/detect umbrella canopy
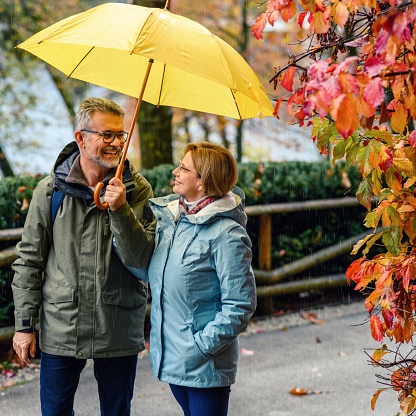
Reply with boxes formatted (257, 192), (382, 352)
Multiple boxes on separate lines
(17, 2), (274, 209)
(16, 2), (273, 120)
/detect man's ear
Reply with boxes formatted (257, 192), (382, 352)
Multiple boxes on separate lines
(74, 131), (84, 148)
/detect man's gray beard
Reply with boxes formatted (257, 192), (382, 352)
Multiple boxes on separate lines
(89, 154), (120, 169)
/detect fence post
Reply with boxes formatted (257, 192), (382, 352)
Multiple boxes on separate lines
(256, 213), (273, 315)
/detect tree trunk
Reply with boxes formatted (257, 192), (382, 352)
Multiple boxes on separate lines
(134, 0), (173, 168)
(138, 101), (173, 169)
(0, 143), (14, 177)
(235, 0), (249, 163)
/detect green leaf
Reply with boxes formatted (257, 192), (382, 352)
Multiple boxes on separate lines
(364, 210), (382, 229)
(333, 138), (348, 164)
(386, 205), (401, 227)
(311, 118), (340, 152)
(362, 231), (384, 256)
(382, 227), (402, 255)
(363, 130), (394, 145)
(356, 177), (373, 210)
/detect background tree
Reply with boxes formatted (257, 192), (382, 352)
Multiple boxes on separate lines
(134, 0), (173, 169)
(0, 0), (95, 177)
(173, 0), (289, 161)
(253, 0), (416, 414)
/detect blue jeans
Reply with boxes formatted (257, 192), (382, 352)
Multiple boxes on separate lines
(169, 384), (231, 416)
(40, 352), (138, 416)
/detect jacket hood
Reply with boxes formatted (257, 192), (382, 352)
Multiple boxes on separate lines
(149, 186), (247, 227)
(52, 141), (135, 204)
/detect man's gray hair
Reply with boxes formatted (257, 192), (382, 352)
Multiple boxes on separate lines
(75, 97), (125, 131)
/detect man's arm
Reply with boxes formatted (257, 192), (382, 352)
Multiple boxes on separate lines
(11, 178), (52, 361)
(109, 173), (156, 271)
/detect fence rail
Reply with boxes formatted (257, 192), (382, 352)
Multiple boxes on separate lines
(0, 197), (364, 312)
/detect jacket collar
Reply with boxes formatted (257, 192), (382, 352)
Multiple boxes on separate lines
(150, 186), (247, 226)
(52, 141), (135, 203)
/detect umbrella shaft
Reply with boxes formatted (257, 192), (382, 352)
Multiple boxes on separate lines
(115, 58), (154, 179)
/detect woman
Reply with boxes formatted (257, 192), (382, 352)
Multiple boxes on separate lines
(119, 142), (256, 416)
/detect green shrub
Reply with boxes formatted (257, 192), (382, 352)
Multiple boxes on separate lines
(0, 175), (45, 229)
(0, 160), (365, 326)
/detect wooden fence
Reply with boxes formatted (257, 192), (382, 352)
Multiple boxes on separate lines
(0, 197), (364, 315)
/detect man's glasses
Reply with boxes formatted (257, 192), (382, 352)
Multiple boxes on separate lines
(81, 129), (128, 144)
(178, 159), (199, 175)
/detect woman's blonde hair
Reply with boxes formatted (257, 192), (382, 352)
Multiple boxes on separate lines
(185, 142), (238, 198)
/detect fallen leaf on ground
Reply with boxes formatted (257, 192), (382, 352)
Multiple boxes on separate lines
(300, 311), (326, 325)
(289, 387), (324, 396)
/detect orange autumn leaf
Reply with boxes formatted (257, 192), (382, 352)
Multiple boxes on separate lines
(252, 13), (268, 40)
(273, 97), (283, 117)
(332, 0), (349, 28)
(371, 345), (389, 363)
(280, 0), (298, 22)
(390, 102), (408, 134)
(371, 388), (384, 411)
(334, 94), (359, 138)
(311, 7), (331, 34)
(289, 387), (308, 395)
(281, 67), (297, 92)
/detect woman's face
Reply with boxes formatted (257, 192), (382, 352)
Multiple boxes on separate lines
(172, 152), (205, 202)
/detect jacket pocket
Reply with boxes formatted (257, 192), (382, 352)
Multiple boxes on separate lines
(102, 284), (147, 308)
(42, 285), (74, 303)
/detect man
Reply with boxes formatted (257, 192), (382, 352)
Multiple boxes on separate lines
(12, 97), (155, 416)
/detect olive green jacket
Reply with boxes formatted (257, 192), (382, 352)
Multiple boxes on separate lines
(12, 142), (155, 358)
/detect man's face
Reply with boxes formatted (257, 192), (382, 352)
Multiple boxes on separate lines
(82, 112), (125, 169)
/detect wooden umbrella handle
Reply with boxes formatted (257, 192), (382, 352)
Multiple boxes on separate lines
(94, 59), (154, 210)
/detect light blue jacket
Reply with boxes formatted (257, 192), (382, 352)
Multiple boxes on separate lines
(145, 187), (256, 387)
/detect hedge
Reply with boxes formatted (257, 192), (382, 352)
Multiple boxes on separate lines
(0, 160), (364, 325)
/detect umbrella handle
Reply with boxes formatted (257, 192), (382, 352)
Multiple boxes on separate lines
(93, 58), (154, 210)
(93, 163), (124, 210)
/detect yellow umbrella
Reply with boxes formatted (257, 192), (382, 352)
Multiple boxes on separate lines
(17, 1), (274, 209)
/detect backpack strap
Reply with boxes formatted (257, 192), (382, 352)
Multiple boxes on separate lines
(51, 189), (65, 224)
(51, 180), (132, 224)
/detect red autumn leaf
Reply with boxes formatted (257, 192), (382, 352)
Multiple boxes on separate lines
(294, 108), (306, 126)
(382, 308), (394, 330)
(346, 257), (366, 284)
(345, 34), (370, 48)
(363, 78), (384, 111)
(333, 56), (359, 75)
(252, 13), (268, 40)
(409, 130), (416, 147)
(273, 97), (283, 117)
(281, 66), (297, 92)
(370, 315), (384, 342)
(334, 94), (359, 138)
(322, 76), (341, 98)
(363, 56), (387, 77)
(391, 12), (411, 42)
(375, 29), (389, 55)
(298, 11), (308, 28)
